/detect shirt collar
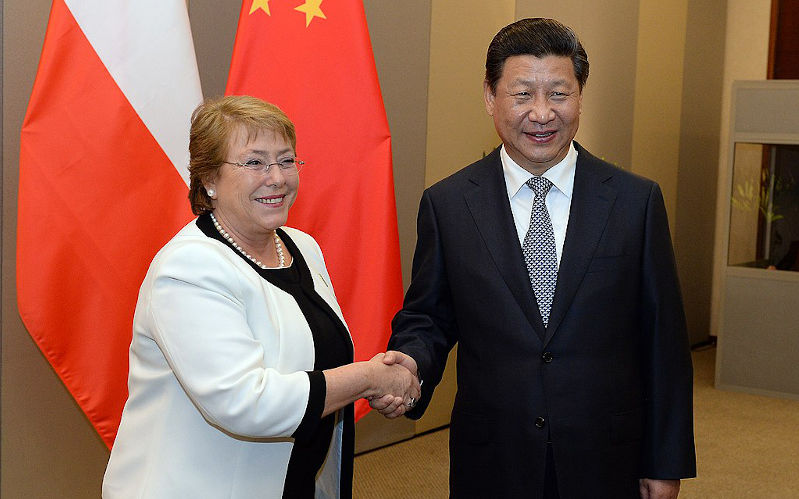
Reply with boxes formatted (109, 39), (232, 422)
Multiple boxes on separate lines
(501, 142), (577, 199)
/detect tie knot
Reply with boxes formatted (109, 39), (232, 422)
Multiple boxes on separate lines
(527, 176), (553, 197)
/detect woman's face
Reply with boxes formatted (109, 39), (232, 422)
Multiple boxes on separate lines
(206, 125), (298, 244)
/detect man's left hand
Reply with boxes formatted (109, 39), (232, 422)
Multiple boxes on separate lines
(639, 478), (680, 499)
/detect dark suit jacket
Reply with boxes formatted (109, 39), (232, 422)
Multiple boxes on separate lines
(388, 143), (696, 498)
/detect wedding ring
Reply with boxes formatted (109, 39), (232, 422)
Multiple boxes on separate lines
(407, 396), (416, 408)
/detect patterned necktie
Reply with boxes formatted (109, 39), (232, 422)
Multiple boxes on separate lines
(523, 176), (557, 327)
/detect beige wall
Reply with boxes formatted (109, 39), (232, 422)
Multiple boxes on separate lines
(630, 0), (688, 222)
(364, 1), (432, 287)
(674, 0), (727, 346)
(717, 0), (772, 188)
(424, 0), (514, 186)
(710, 0), (771, 337)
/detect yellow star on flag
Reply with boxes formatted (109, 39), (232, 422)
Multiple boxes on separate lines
(294, 0), (326, 27)
(249, 0), (271, 15)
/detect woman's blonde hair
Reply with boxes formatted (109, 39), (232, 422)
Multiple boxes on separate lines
(187, 95), (297, 215)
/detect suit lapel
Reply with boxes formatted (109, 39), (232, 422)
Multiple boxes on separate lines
(463, 148), (548, 341)
(544, 145), (617, 345)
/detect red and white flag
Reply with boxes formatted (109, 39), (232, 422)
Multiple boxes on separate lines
(226, 0), (404, 419)
(18, 0), (202, 448)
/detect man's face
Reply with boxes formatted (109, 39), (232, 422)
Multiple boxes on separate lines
(484, 54), (582, 175)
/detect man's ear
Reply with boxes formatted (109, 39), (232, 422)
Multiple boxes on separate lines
(483, 80), (496, 116)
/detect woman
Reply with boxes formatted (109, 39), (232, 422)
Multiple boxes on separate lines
(103, 95), (418, 498)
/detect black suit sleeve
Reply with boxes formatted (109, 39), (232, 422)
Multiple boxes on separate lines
(388, 189), (459, 419)
(639, 183), (697, 478)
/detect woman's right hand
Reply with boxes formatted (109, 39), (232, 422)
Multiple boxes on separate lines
(321, 353), (420, 418)
(366, 353), (420, 418)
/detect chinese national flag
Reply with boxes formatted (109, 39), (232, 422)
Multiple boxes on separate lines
(17, 0), (202, 447)
(226, 0), (403, 419)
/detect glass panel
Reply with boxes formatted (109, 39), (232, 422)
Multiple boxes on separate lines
(729, 143), (799, 271)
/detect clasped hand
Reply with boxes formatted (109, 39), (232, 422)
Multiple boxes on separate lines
(367, 351), (419, 419)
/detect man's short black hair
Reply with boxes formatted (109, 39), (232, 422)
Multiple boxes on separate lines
(485, 18), (589, 93)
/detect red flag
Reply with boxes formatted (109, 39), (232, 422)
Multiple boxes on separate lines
(226, 0), (404, 419)
(17, 0), (202, 447)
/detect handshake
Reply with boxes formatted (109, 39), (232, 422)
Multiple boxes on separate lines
(366, 351), (421, 419)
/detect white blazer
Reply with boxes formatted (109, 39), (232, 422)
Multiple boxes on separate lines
(103, 220), (351, 498)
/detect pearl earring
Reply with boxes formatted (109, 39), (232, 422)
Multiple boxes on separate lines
(206, 188), (216, 198)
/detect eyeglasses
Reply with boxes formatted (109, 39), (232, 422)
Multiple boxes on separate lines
(223, 157), (304, 175)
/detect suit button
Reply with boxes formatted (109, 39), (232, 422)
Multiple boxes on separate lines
(535, 417), (546, 428)
(542, 352), (553, 363)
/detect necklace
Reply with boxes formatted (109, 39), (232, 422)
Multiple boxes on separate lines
(209, 212), (285, 269)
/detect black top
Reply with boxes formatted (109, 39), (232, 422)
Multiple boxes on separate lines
(196, 214), (353, 498)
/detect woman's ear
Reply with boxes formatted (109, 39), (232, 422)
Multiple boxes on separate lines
(204, 178), (217, 199)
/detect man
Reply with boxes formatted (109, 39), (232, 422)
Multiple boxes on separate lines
(371, 18), (696, 499)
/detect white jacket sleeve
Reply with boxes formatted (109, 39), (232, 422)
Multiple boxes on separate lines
(141, 240), (311, 438)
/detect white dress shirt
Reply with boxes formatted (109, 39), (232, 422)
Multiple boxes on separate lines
(501, 142), (577, 267)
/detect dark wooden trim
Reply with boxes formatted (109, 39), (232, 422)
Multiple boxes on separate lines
(769, 0), (799, 79)
(767, 0), (779, 78)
